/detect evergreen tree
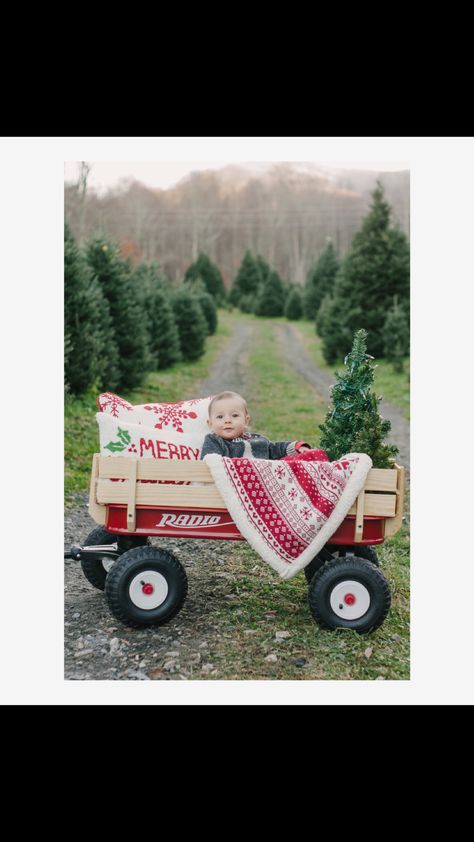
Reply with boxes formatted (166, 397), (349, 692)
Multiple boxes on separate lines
(184, 252), (227, 304)
(86, 238), (151, 390)
(318, 329), (398, 468)
(319, 182), (410, 360)
(284, 285), (303, 320)
(133, 263), (181, 369)
(383, 295), (409, 372)
(195, 288), (218, 335)
(230, 250), (261, 309)
(255, 254), (271, 285)
(304, 241), (340, 320)
(64, 225), (119, 395)
(172, 288), (208, 361)
(317, 288), (355, 365)
(184, 277), (218, 335)
(255, 270), (286, 317)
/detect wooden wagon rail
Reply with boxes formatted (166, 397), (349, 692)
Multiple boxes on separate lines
(89, 455), (405, 541)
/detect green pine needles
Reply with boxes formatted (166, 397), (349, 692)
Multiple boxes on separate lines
(319, 329), (399, 467)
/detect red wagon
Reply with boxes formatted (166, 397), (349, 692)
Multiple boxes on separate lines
(65, 455), (405, 634)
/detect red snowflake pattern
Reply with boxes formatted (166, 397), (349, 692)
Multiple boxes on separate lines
(143, 402), (198, 433)
(98, 392), (134, 417)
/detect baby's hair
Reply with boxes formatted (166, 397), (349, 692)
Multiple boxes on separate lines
(208, 391), (249, 416)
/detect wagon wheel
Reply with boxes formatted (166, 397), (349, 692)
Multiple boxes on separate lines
(80, 526), (149, 591)
(104, 546), (188, 628)
(308, 556), (391, 634)
(304, 545), (380, 585)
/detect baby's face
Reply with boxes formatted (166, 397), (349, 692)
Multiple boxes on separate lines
(208, 397), (249, 440)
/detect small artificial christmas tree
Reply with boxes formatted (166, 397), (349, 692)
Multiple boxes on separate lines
(318, 329), (399, 468)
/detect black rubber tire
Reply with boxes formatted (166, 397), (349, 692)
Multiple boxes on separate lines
(308, 556), (391, 634)
(104, 546), (188, 628)
(80, 526), (149, 591)
(304, 545), (380, 585)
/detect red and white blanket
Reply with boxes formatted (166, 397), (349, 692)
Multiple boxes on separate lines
(203, 450), (372, 579)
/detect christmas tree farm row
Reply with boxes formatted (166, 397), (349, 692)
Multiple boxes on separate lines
(229, 182), (410, 370)
(64, 227), (219, 397)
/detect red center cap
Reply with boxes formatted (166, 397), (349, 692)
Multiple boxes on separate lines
(344, 593), (356, 605)
(142, 583), (154, 595)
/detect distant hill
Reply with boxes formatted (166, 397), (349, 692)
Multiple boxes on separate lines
(65, 162), (409, 286)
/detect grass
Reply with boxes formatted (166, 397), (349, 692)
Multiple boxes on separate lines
(64, 309), (410, 680)
(244, 316), (328, 444)
(290, 319), (410, 419)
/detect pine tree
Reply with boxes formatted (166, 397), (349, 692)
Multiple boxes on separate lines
(319, 182), (410, 361)
(64, 225), (119, 395)
(230, 251), (261, 309)
(86, 238), (151, 390)
(318, 329), (398, 468)
(133, 263), (181, 369)
(184, 252), (227, 304)
(284, 286), (303, 320)
(255, 254), (271, 285)
(184, 277), (218, 335)
(195, 288), (218, 335)
(383, 295), (409, 372)
(172, 288), (208, 361)
(304, 241), (340, 320)
(254, 270), (286, 317)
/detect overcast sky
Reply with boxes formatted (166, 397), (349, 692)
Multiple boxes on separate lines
(64, 160), (408, 193)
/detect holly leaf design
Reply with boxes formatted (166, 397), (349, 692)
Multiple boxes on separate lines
(104, 427), (132, 452)
(117, 427), (132, 445)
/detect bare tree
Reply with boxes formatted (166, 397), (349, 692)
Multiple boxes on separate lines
(78, 162), (92, 246)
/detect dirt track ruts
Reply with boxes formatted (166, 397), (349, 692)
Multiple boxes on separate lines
(275, 323), (410, 468)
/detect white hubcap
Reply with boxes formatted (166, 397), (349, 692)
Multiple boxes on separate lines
(330, 580), (370, 620)
(129, 570), (169, 610)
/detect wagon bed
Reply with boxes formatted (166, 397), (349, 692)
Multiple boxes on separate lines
(88, 455), (405, 547)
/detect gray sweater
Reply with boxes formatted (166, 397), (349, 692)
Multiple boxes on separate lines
(200, 432), (310, 460)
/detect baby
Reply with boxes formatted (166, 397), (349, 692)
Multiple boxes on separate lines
(200, 391), (312, 460)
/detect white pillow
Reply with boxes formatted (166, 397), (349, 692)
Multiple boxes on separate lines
(97, 392), (212, 438)
(96, 412), (206, 461)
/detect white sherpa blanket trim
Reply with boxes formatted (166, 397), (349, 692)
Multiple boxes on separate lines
(204, 452), (373, 580)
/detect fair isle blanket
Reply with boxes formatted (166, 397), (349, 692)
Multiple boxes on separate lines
(203, 450), (372, 579)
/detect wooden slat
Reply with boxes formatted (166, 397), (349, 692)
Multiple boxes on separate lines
(354, 490), (365, 542)
(348, 493), (396, 518)
(384, 465), (406, 537)
(98, 456), (213, 482)
(364, 468), (398, 492)
(97, 479), (226, 508)
(97, 479), (395, 517)
(88, 454), (106, 525)
(126, 460), (138, 531)
(97, 456), (397, 489)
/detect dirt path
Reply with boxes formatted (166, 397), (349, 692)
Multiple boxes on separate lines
(275, 323), (410, 468)
(186, 321), (256, 399)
